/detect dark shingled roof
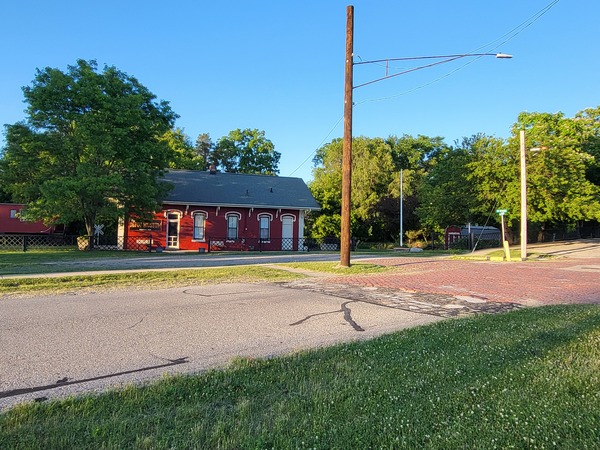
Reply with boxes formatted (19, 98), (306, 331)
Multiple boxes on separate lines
(162, 170), (320, 210)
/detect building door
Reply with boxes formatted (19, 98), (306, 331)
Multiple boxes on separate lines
(281, 216), (294, 250)
(166, 213), (179, 249)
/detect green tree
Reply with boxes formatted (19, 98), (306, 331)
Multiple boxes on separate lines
(194, 133), (213, 171)
(309, 135), (443, 242)
(509, 111), (600, 226)
(387, 134), (448, 234)
(211, 128), (280, 175)
(386, 134), (446, 172)
(308, 139), (344, 238)
(0, 188), (11, 203)
(161, 128), (205, 170)
(416, 135), (488, 230)
(0, 59), (177, 242)
(463, 112), (600, 234)
(310, 136), (406, 241)
(575, 106), (600, 186)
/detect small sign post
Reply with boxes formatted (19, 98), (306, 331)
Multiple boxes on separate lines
(93, 224), (104, 246)
(496, 210), (511, 261)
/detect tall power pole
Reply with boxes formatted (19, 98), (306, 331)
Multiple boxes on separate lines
(400, 169), (404, 247)
(340, 5), (354, 267)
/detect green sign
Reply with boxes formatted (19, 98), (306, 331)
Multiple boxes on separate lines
(496, 209), (508, 215)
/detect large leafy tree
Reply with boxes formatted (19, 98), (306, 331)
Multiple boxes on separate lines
(387, 134), (448, 233)
(211, 128), (280, 175)
(0, 59), (177, 239)
(416, 135), (490, 230)
(161, 128), (205, 170)
(465, 112), (600, 232)
(509, 111), (600, 225)
(307, 138), (344, 238)
(309, 135), (434, 241)
(575, 106), (600, 186)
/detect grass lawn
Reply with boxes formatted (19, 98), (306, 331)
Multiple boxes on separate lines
(0, 248), (205, 275)
(0, 266), (306, 296)
(0, 248), (455, 276)
(279, 261), (398, 275)
(0, 262), (393, 296)
(1, 305), (599, 449)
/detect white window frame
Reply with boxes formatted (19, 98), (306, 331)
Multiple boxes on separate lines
(226, 212), (241, 240)
(192, 211), (208, 241)
(258, 213), (272, 241)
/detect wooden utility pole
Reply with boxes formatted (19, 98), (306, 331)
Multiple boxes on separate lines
(340, 5), (354, 267)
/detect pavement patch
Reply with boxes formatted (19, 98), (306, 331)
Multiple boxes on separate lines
(277, 280), (521, 318)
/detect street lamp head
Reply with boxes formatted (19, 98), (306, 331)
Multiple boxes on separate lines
(495, 53), (513, 59)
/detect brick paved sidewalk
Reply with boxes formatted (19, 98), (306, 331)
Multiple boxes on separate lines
(323, 257), (600, 306)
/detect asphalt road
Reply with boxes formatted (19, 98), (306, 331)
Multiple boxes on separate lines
(1, 239), (597, 410)
(0, 281), (440, 410)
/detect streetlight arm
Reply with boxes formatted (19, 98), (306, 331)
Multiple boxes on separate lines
(354, 53), (512, 65)
(353, 53), (512, 89)
(354, 55), (464, 89)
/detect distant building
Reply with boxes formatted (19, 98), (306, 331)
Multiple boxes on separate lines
(444, 224), (501, 250)
(0, 203), (55, 234)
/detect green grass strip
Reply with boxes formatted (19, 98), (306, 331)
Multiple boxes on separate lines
(2, 305), (599, 449)
(279, 261), (395, 274)
(0, 266), (302, 296)
(0, 249), (189, 275)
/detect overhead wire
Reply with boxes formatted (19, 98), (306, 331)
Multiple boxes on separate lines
(355, 0), (560, 105)
(285, 115), (343, 178)
(283, 0), (560, 178)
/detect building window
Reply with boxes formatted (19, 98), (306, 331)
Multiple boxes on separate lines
(227, 215), (239, 240)
(9, 209), (18, 219)
(193, 213), (206, 240)
(259, 215), (270, 240)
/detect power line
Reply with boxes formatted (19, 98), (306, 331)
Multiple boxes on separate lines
(285, 115), (343, 178)
(355, 0), (560, 105)
(283, 0), (561, 179)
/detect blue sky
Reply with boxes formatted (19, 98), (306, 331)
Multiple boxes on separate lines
(1, 1), (598, 182)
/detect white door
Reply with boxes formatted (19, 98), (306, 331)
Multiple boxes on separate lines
(281, 216), (294, 250)
(166, 213), (179, 249)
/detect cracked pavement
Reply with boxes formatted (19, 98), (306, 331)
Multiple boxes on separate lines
(2, 243), (597, 410)
(1, 281), (442, 410)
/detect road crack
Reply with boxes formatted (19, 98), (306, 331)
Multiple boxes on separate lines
(290, 300), (364, 331)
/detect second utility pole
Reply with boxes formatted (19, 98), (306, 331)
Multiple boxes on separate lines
(340, 5), (354, 267)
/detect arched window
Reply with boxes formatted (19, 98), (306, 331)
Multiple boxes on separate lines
(192, 211), (207, 241)
(258, 213), (273, 240)
(226, 212), (241, 240)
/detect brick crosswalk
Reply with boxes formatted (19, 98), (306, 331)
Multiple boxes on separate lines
(323, 257), (600, 306)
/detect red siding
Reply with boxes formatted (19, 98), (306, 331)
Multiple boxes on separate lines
(0, 204), (54, 234)
(125, 205), (300, 251)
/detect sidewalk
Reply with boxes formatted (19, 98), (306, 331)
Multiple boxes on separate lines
(520, 239), (600, 259)
(470, 238), (600, 260)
